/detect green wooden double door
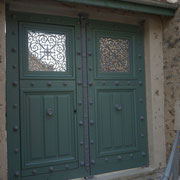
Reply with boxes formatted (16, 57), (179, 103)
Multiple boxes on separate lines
(7, 12), (148, 180)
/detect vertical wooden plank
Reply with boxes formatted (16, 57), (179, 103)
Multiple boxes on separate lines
(136, 27), (148, 164)
(99, 93), (112, 151)
(122, 92), (133, 147)
(44, 95), (58, 158)
(6, 13), (21, 179)
(74, 21), (87, 175)
(112, 92), (123, 148)
(58, 94), (72, 157)
(29, 95), (44, 160)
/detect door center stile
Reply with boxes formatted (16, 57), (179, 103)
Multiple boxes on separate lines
(79, 13), (90, 171)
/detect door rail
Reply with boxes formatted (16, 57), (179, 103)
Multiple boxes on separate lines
(162, 130), (180, 180)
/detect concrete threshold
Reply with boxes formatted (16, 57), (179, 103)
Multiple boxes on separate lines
(71, 167), (158, 180)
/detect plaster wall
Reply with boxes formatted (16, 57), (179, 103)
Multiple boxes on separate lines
(144, 17), (166, 169)
(0, 0), (7, 180)
(162, 1), (180, 157)
(0, 0), (168, 179)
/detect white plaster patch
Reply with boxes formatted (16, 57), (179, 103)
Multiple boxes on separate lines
(167, 0), (178, 3)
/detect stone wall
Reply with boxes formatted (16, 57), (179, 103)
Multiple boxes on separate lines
(0, 0), (7, 180)
(162, 1), (180, 158)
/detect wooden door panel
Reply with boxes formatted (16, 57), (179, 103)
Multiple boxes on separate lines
(87, 20), (148, 175)
(19, 22), (75, 79)
(7, 12), (148, 180)
(6, 12), (88, 180)
(93, 29), (136, 79)
(21, 91), (77, 170)
(96, 89), (137, 157)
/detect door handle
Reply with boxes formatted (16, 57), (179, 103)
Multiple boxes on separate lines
(47, 108), (53, 116)
(115, 104), (122, 111)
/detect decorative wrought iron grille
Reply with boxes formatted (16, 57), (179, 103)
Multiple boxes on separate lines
(99, 37), (130, 72)
(28, 31), (67, 72)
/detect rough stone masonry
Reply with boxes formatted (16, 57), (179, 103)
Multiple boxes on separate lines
(0, 0), (7, 180)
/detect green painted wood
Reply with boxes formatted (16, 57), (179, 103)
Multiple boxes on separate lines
(44, 95), (58, 157)
(21, 91), (77, 170)
(19, 22), (75, 79)
(57, 0), (176, 16)
(58, 94), (74, 157)
(7, 11), (148, 180)
(87, 19), (148, 175)
(6, 11), (88, 180)
(97, 90), (136, 155)
(28, 95), (44, 160)
(6, 13), (21, 180)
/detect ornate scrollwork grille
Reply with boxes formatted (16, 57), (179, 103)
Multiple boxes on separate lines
(28, 30), (67, 72)
(99, 37), (130, 72)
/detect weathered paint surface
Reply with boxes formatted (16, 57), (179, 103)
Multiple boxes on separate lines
(0, 0), (7, 180)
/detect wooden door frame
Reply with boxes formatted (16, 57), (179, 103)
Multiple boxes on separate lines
(6, 10), (148, 180)
(6, 11), (89, 180)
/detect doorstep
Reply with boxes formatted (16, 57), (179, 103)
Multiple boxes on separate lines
(71, 167), (163, 180)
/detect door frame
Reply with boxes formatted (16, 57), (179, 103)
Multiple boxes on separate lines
(86, 19), (148, 175)
(6, 10), (148, 180)
(6, 11), (90, 180)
